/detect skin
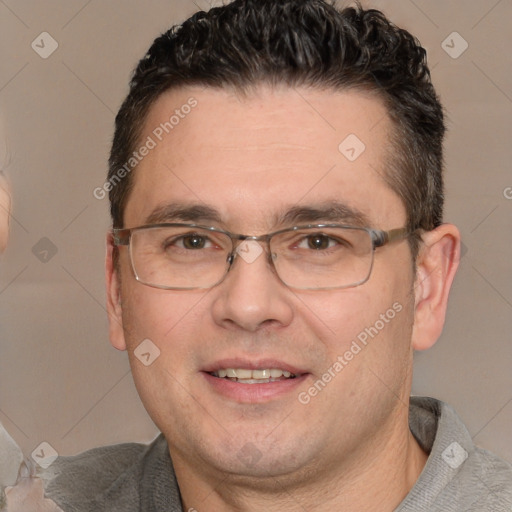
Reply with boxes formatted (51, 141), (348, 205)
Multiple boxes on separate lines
(0, 173), (10, 253)
(106, 85), (460, 511)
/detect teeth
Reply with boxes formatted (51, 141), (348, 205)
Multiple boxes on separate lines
(212, 368), (297, 381)
(228, 368), (252, 379)
(252, 369), (270, 379)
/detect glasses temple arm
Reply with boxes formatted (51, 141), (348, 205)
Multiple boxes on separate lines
(112, 229), (131, 246)
(372, 227), (411, 248)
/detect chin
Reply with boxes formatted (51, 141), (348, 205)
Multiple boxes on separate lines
(195, 428), (319, 482)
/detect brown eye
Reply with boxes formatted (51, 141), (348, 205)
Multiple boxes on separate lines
(306, 234), (331, 250)
(182, 234), (207, 249)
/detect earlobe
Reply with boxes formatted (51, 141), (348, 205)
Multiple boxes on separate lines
(105, 232), (127, 351)
(411, 224), (460, 351)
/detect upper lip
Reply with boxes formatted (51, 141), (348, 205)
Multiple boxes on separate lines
(202, 358), (308, 375)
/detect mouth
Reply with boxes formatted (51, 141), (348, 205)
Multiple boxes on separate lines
(202, 360), (308, 403)
(209, 368), (298, 384)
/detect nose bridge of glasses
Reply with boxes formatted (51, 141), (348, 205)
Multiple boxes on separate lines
(229, 232), (271, 250)
(228, 233), (276, 269)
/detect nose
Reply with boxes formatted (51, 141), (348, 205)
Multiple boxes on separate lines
(210, 241), (294, 332)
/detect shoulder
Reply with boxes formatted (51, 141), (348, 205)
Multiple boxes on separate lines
(40, 435), (173, 512)
(403, 397), (512, 511)
(428, 445), (512, 511)
(452, 445), (512, 510)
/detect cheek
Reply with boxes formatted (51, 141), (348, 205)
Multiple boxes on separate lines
(119, 258), (209, 346)
(297, 288), (407, 343)
(119, 277), (215, 379)
(119, 283), (211, 425)
(294, 260), (415, 382)
(302, 288), (415, 410)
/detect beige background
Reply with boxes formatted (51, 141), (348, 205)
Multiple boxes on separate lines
(0, 0), (511, 463)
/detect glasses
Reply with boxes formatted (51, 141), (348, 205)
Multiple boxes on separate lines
(113, 223), (410, 291)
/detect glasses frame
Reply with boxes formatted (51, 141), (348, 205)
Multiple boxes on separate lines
(113, 223), (410, 291)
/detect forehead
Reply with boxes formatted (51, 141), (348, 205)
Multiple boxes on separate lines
(124, 85), (405, 230)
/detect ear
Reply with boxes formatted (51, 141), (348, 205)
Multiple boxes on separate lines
(106, 232), (127, 351)
(411, 223), (460, 351)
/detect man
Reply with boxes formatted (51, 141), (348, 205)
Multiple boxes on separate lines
(38, 0), (511, 510)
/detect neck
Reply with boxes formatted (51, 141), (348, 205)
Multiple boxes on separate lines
(171, 407), (428, 512)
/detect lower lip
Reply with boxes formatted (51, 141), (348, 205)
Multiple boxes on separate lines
(202, 372), (309, 403)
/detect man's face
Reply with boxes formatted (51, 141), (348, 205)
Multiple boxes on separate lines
(110, 86), (417, 482)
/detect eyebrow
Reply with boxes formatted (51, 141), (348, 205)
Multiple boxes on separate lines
(143, 200), (371, 229)
(277, 202), (371, 228)
(144, 203), (223, 225)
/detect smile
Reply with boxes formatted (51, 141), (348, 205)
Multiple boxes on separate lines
(202, 359), (308, 402)
(210, 368), (297, 383)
